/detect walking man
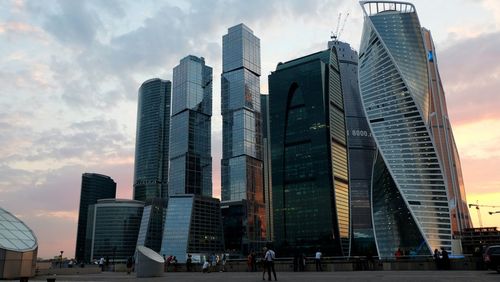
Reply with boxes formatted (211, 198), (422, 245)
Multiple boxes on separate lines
(264, 246), (277, 281)
(315, 249), (322, 271)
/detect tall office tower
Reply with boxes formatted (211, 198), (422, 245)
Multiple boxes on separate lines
(328, 40), (377, 256)
(169, 55), (213, 196)
(268, 48), (350, 256)
(134, 78), (171, 201)
(422, 29), (472, 235)
(160, 194), (224, 262)
(85, 199), (144, 263)
(261, 94), (273, 241)
(75, 173), (116, 262)
(358, 1), (453, 257)
(221, 23), (266, 252)
(136, 198), (167, 252)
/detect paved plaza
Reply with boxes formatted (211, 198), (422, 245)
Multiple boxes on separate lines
(26, 271), (499, 282)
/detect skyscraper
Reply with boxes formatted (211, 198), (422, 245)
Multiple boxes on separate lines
(221, 23), (266, 252)
(422, 28), (472, 234)
(358, 1), (453, 257)
(134, 78), (171, 201)
(169, 55), (212, 196)
(328, 40), (377, 255)
(75, 173), (116, 262)
(268, 48), (350, 256)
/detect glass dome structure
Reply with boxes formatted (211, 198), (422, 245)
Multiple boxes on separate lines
(0, 208), (37, 251)
(0, 207), (38, 279)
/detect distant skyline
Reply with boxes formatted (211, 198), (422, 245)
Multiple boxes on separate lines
(1, 0), (500, 258)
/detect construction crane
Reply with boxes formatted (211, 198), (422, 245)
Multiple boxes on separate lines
(489, 211), (500, 215)
(469, 202), (500, 227)
(331, 12), (350, 41)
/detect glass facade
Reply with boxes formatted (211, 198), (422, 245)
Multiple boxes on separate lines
(359, 1), (452, 257)
(328, 40), (377, 256)
(422, 29), (472, 235)
(75, 173), (116, 262)
(134, 78), (171, 201)
(268, 49), (349, 256)
(169, 56), (212, 196)
(0, 207), (37, 279)
(136, 198), (167, 253)
(86, 199), (144, 263)
(261, 94), (273, 241)
(221, 24), (266, 252)
(160, 195), (224, 262)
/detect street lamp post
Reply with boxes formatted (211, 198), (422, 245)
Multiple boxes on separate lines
(60, 250), (64, 268)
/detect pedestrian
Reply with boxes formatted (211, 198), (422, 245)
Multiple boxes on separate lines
(126, 256), (133, 274)
(251, 250), (257, 272)
(433, 248), (441, 270)
(202, 260), (210, 273)
(315, 249), (322, 271)
(99, 257), (104, 271)
(262, 247), (268, 280)
(264, 245), (277, 281)
(247, 251), (253, 272)
(300, 253), (306, 271)
(221, 253), (227, 272)
(172, 256), (178, 272)
(394, 248), (402, 259)
(165, 255), (173, 272)
(441, 247), (450, 270)
(186, 254), (193, 272)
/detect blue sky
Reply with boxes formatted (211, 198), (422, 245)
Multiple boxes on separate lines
(1, 0), (500, 258)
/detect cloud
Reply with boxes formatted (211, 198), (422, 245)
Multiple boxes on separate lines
(438, 31), (500, 125)
(41, 0), (102, 47)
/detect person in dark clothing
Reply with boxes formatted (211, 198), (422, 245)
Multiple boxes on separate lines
(186, 254), (193, 272)
(441, 248), (450, 270)
(433, 249), (441, 270)
(251, 250), (257, 272)
(126, 256), (133, 274)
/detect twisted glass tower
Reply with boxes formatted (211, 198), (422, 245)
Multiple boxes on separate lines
(169, 55), (212, 196)
(359, 1), (452, 257)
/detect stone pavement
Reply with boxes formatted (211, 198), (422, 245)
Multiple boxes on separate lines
(26, 270), (499, 282)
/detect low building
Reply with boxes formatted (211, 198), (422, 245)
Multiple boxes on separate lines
(160, 195), (224, 262)
(85, 199), (144, 263)
(0, 207), (38, 279)
(460, 227), (500, 254)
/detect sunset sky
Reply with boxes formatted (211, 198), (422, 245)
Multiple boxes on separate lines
(1, 0), (499, 259)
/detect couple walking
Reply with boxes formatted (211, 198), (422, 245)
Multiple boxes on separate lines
(262, 246), (277, 281)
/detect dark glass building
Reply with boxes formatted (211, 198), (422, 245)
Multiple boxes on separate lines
(169, 55), (212, 196)
(328, 40), (377, 256)
(85, 199), (144, 263)
(75, 173), (116, 262)
(136, 198), (167, 253)
(134, 78), (171, 201)
(261, 94), (273, 241)
(359, 1), (452, 258)
(268, 48), (350, 256)
(221, 23), (266, 253)
(160, 194), (224, 262)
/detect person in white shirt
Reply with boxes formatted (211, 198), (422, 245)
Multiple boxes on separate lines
(264, 247), (277, 281)
(315, 249), (322, 271)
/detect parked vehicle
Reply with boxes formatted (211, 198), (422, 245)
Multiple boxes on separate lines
(483, 245), (500, 273)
